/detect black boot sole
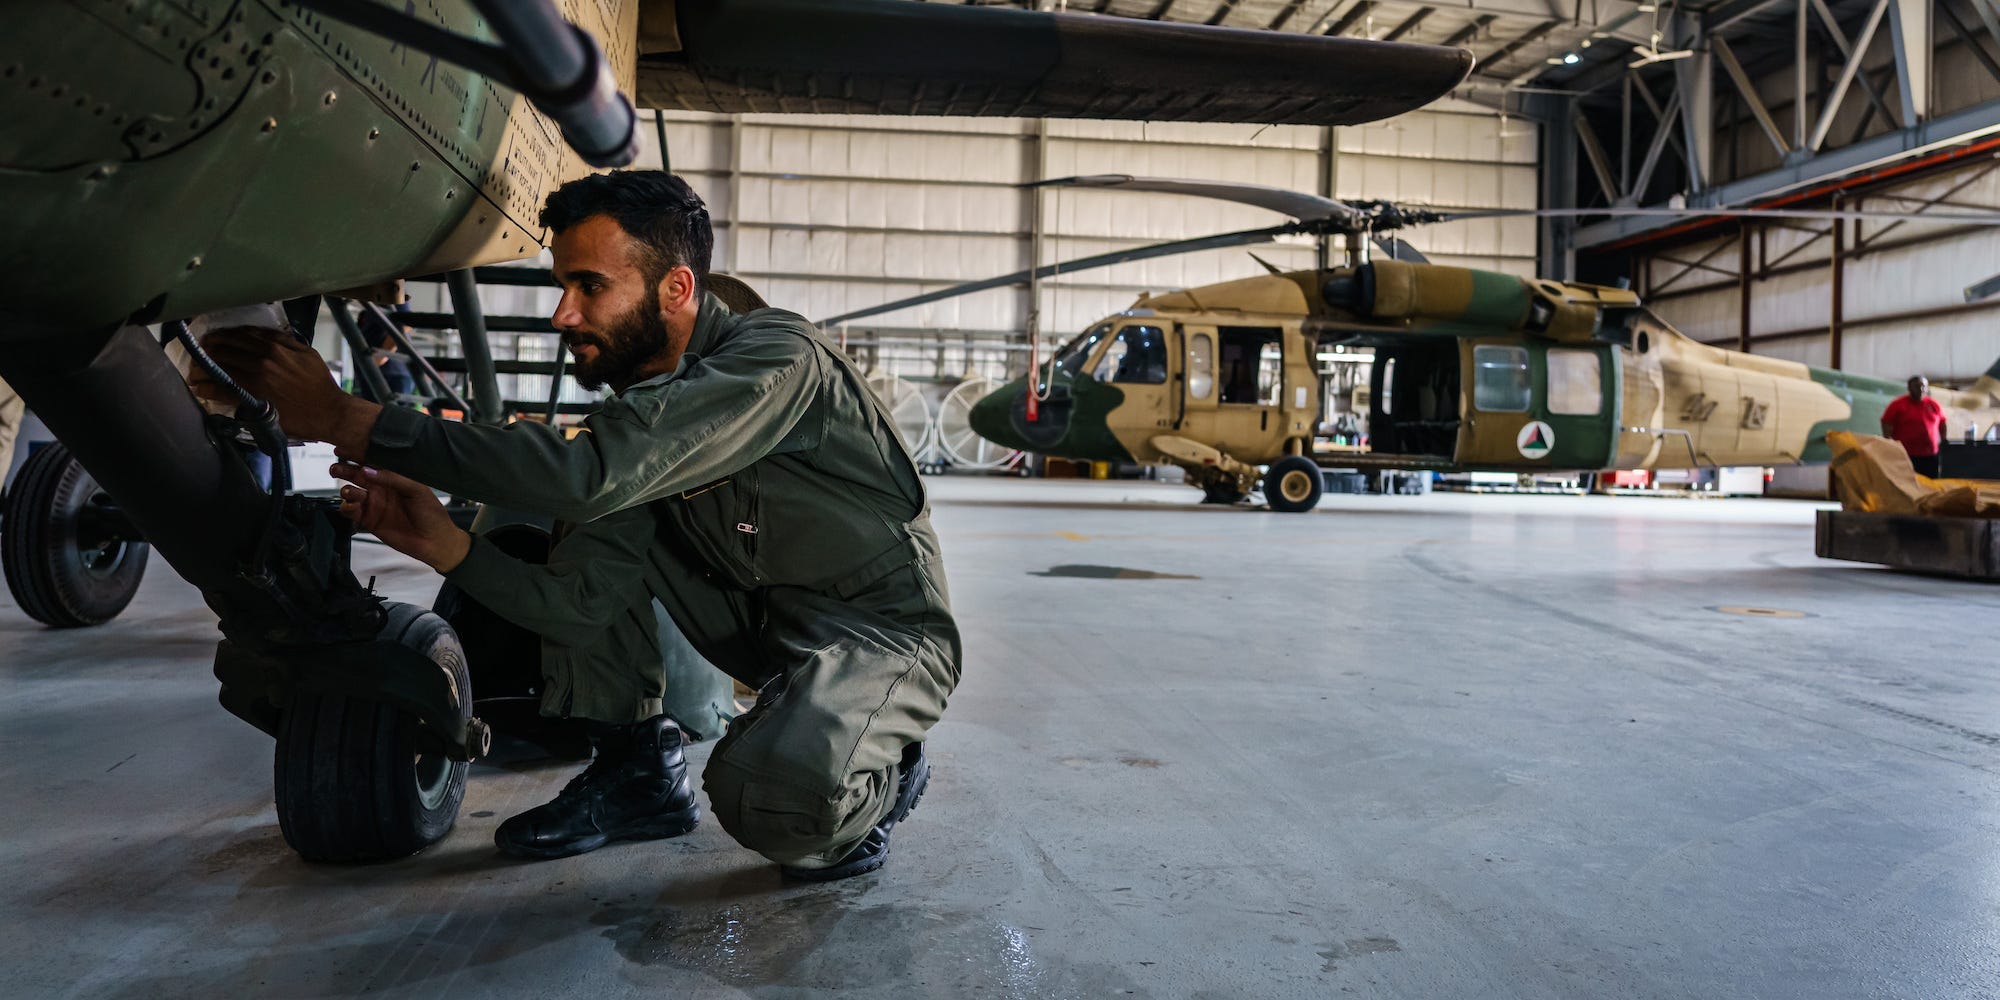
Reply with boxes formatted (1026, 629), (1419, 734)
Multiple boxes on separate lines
(495, 803), (702, 861)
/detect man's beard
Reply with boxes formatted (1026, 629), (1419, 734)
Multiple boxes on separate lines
(566, 291), (671, 391)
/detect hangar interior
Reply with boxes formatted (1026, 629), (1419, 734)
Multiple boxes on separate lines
(8, 0), (2000, 997)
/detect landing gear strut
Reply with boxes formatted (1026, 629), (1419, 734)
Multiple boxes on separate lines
(0, 321), (486, 863)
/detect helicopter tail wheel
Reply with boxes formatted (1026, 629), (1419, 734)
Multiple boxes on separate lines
(1264, 456), (1324, 513)
(2, 442), (150, 627)
(274, 602), (470, 863)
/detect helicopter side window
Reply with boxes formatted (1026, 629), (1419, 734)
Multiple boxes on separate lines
(1093, 325), (1168, 384)
(1472, 345), (1531, 412)
(1547, 349), (1603, 415)
(1188, 333), (1215, 399)
(1217, 326), (1284, 404)
(1258, 342), (1283, 405)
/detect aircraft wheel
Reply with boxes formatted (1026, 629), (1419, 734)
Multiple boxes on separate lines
(2, 443), (150, 627)
(274, 601), (469, 863)
(1264, 456), (1324, 513)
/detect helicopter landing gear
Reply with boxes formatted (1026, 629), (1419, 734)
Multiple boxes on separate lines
(273, 601), (473, 862)
(1263, 455), (1325, 513)
(3, 442), (150, 627)
(1200, 481), (1247, 505)
(1185, 464), (1252, 505)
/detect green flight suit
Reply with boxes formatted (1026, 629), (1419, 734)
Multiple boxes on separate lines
(362, 293), (961, 870)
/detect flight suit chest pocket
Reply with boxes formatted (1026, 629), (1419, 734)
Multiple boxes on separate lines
(670, 467), (763, 590)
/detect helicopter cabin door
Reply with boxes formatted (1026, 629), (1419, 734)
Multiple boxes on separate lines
(1458, 339), (1621, 469)
(1183, 324), (1300, 461)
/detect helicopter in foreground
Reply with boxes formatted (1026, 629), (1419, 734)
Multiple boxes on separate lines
(825, 176), (2000, 512)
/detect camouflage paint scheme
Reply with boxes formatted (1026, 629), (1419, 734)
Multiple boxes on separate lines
(0, 0), (639, 340)
(969, 259), (2000, 500)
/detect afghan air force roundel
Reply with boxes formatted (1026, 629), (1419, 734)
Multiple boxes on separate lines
(1516, 420), (1555, 459)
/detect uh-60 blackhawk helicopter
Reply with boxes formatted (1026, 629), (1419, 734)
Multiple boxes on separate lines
(1, 1), (1473, 862)
(823, 175), (2000, 513)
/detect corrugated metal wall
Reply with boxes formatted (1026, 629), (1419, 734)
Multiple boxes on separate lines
(405, 100), (1539, 394)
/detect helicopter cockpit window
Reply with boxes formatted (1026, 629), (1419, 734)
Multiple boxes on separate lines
(1053, 323), (1115, 379)
(1091, 325), (1168, 384)
(1547, 349), (1602, 415)
(1472, 345), (1531, 412)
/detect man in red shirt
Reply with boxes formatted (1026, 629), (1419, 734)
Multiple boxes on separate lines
(1881, 375), (1950, 477)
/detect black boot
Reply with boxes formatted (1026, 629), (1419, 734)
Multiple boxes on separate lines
(494, 715), (701, 860)
(782, 740), (930, 882)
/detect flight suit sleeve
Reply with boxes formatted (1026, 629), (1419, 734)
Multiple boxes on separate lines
(364, 327), (822, 522)
(441, 504), (656, 649)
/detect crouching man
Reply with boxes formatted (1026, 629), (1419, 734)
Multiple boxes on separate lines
(204, 171), (959, 881)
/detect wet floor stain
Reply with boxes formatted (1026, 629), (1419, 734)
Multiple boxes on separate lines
(1029, 565), (1199, 580)
(194, 827), (293, 878)
(1319, 936), (1401, 973)
(1710, 605), (1811, 618)
(596, 896), (1140, 997)
(1118, 756), (1164, 769)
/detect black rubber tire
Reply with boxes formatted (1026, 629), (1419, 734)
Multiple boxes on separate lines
(2, 443), (149, 627)
(274, 601), (470, 863)
(1264, 456), (1325, 513)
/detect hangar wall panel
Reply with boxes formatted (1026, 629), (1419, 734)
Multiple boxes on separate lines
(408, 102), (1539, 391)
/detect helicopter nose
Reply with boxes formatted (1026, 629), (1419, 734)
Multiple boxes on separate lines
(967, 381), (1023, 450)
(969, 376), (1075, 452)
(968, 378), (1032, 450)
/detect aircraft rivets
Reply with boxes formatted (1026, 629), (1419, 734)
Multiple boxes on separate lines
(409, 161), (420, 172)
(260, 70), (276, 85)
(86, 164), (116, 181)
(322, 91), (336, 106)
(186, 256), (203, 271)
(366, 127), (379, 140)
(260, 117), (277, 132)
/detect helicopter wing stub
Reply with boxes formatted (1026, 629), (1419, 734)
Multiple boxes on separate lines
(1032, 176), (1358, 224)
(638, 0), (1473, 125)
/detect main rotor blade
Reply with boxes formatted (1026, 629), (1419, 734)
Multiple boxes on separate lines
(1032, 175), (1357, 224)
(1438, 206), (2000, 225)
(642, 0), (1474, 126)
(1036, 175), (1430, 264)
(816, 224), (1301, 328)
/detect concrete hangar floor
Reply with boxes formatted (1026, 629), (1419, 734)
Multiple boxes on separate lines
(2, 477), (1994, 998)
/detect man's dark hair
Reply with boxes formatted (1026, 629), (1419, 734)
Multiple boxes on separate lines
(540, 170), (712, 293)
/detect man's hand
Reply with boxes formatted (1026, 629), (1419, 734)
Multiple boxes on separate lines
(198, 327), (383, 457)
(332, 464), (472, 574)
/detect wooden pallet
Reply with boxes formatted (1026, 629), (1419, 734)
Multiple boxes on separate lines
(1815, 510), (2000, 580)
